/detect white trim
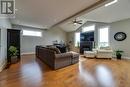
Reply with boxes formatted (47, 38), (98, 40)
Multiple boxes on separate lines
(21, 52), (35, 55)
(112, 56), (130, 60)
(122, 57), (130, 60)
(0, 59), (7, 72)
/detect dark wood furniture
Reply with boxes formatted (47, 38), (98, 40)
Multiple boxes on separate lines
(7, 29), (21, 64)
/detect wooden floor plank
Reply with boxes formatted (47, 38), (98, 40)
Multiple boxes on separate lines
(0, 54), (130, 87)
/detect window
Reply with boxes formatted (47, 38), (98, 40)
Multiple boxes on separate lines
(82, 25), (95, 32)
(22, 30), (42, 37)
(99, 27), (109, 47)
(75, 32), (80, 47)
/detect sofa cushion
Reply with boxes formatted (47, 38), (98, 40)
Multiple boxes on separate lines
(47, 47), (61, 54)
(68, 51), (79, 58)
(55, 53), (72, 59)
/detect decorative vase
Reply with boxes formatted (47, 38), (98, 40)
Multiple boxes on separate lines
(11, 56), (18, 64)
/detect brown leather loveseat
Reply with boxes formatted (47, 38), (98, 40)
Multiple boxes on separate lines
(36, 46), (79, 69)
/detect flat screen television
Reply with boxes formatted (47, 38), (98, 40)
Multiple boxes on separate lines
(80, 31), (94, 41)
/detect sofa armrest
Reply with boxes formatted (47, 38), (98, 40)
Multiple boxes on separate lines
(55, 53), (72, 59)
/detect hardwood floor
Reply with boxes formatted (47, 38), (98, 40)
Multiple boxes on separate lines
(0, 55), (130, 87)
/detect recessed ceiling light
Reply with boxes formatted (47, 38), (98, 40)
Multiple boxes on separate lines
(105, 0), (118, 7)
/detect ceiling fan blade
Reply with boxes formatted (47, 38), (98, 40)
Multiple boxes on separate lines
(77, 20), (82, 23)
(71, 19), (83, 25)
(79, 23), (82, 24)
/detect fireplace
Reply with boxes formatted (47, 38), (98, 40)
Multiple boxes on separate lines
(80, 31), (95, 54)
(80, 41), (94, 54)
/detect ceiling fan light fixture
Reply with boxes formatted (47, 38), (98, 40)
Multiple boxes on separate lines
(74, 22), (77, 25)
(72, 19), (83, 25)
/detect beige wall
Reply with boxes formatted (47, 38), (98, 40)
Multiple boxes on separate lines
(110, 18), (130, 58)
(12, 25), (67, 54)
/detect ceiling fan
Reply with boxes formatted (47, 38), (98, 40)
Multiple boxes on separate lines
(72, 19), (83, 25)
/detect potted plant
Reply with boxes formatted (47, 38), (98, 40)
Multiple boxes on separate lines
(115, 50), (124, 59)
(8, 46), (19, 63)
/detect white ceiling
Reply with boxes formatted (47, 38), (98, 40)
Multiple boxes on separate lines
(11, 0), (102, 29)
(83, 0), (130, 23)
(60, 0), (130, 32)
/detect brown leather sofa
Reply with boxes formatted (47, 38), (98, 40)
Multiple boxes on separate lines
(36, 46), (79, 69)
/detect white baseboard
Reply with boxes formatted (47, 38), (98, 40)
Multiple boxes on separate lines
(0, 60), (7, 72)
(21, 52), (35, 55)
(122, 57), (130, 60)
(112, 56), (130, 60)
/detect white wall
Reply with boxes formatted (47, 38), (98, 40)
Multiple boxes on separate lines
(0, 18), (12, 28)
(0, 29), (7, 71)
(110, 18), (130, 58)
(0, 29), (1, 58)
(12, 25), (67, 54)
(0, 18), (12, 72)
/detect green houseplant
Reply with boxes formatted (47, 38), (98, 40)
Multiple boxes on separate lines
(8, 46), (19, 63)
(115, 50), (124, 59)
